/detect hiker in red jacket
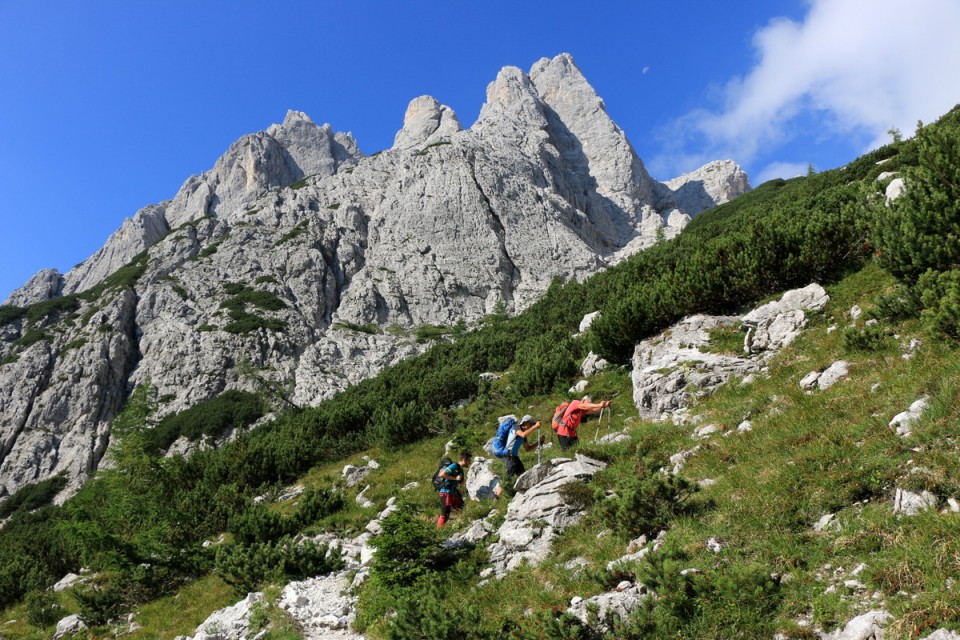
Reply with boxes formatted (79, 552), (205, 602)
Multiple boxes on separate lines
(555, 396), (610, 451)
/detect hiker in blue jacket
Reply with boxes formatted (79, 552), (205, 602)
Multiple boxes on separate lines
(504, 415), (545, 481)
(437, 450), (472, 529)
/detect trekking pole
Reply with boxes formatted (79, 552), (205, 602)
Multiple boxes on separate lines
(595, 406), (604, 443)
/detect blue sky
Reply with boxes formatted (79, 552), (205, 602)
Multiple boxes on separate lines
(2, 0), (960, 301)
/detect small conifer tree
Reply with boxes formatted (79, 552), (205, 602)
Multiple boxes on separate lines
(870, 118), (960, 283)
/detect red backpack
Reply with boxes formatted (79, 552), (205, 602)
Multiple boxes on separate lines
(551, 402), (571, 432)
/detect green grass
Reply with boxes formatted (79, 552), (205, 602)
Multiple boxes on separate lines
(127, 574), (236, 639)
(4, 262), (960, 638)
(271, 221), (309, 247)
(414, 323), (451, 343)
(303, 261), (960, 639)
(333, 321), (379, 335)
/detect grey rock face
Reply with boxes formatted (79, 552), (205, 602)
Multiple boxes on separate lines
(661, 160), (750, 216)
(63, 205), (170, 296)
(566, 582), (648, 630)
(800, 360), (851, 391)
(54, 614), (87, 639)
(392, 96), (462, 150)
(488, 455), (606, 579)
(632, 284), (830, 420)
(1, 54), (747, 499)
(179, 592), (264, 640)
(819, 609), (890, 640)
(0, 287), (138, 500)
(62, 112), (362, 295)
(742, 283), (829, 353)
(278, 573), (364, 639)
(465, 456), (501, 501)
(631, 314), (760, 420)
(3, 268), (63, 306)
(893, 488), (937, 515)
(889, 397), (930, 437)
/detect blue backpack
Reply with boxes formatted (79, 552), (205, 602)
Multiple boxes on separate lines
(491, 416), (517, 458)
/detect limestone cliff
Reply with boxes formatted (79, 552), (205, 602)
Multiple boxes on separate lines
(0, 54), (749, 501)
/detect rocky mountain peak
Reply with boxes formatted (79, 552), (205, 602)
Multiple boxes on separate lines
(473, 65), (550, 142)
(528, 52), (593, 105)
(529, 53), (658, 240)
(0, 54), (750, 502)
(392, 96), (462, 150)
(3, 268), (63, 306)
(281, 109), (315, 126)
(663, 159), (751, 214)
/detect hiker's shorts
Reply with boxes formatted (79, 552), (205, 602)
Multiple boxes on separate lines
(558, 434), (579, 451)
(439, 491), (464, 518)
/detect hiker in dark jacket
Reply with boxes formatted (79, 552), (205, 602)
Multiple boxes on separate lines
(437, 450), (472, 529)
(504, 414), (545, 481)
(556, 396), (610, 451)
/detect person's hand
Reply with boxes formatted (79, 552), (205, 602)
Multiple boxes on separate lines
(534, 421), (542, 429)
(603, 400), (611, 408)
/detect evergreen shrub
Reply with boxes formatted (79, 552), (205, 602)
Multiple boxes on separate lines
(869, 114), (960, 284)
(214, 537), (341, 594)
(144, 389), (266, 454)
(370, 506), (444, 589)
(384, 580), (485, 640)
(840, 324), (892, 352)
(25, 589), (63, 627)
(594, 463), (699, 538)
(918, 268), (960, 339)
(0, 474), (67, 519)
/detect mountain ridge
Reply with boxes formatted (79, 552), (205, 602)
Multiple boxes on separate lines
(0, 54), (748, 501)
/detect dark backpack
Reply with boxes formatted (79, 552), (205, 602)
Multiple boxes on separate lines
(551, 402), (571, 432)
(432, 456), (454, 491)
(491, 416), (517, 458)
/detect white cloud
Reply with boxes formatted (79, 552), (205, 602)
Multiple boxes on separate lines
(654, 0), (960, 178)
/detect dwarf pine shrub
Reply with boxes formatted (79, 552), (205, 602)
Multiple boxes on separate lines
(214, 537), (341, 594)
(594, 462), (699, 539)
(24, 589), (63, 627)
(0, 474), (67, 519)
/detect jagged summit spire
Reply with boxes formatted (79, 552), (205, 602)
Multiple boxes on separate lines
(282, 110), (315, 126)
(392, 96), (462, 150)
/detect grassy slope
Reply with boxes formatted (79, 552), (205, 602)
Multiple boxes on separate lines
(333, 260), (958, 639)
(15, 261), (951, 639)
(4, 110), (959, 639)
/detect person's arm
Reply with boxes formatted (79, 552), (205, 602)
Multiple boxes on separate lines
(581, 400), (611, 415)
(517, 421), (541, 438)
(518, 421), (542, 451)
(522, 435), (546, 451)
(440, 465), (463, 482)
(519, 421), (544, 451)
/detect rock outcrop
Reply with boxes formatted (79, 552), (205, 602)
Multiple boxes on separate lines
(487, 455), (606, 579)
(3, 268), (64, 307)
(632, 283), (830, 420)
(0, 54), (748, 501)
(819, 610), (890, 640)
(278, 574), (364, 639)
(177, 592), (264, 640)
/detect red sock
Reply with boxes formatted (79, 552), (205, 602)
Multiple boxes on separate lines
(437, 515), (447, 528)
